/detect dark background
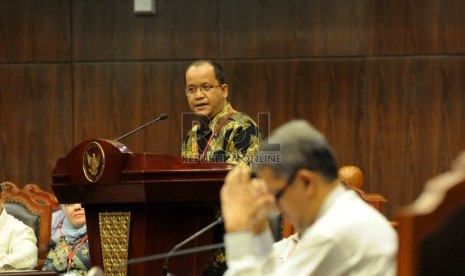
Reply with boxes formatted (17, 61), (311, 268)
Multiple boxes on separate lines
(1, 0), (464, 220)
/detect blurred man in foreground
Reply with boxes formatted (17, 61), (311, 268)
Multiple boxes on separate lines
(221, 120), (398, 275)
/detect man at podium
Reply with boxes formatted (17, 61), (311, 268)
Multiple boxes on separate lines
(181, 60), (263, 167)
(181, 60), (263, 275)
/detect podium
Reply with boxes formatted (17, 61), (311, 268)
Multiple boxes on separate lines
(51, 139), (230, 275)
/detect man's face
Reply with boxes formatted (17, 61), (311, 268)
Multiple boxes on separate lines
(259, 166), (316, 231)
(185, 64), (228, 119)
(65, 203), (86, 228)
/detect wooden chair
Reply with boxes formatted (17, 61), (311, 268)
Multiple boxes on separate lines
(1, 181), (53, 269)
(397, 151), (465, 276)
(23, 183), (60, 211)
(338, 165), (388, 213)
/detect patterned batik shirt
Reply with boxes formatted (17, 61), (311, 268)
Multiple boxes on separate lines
(182, 103), (263, 167)
(42, 235), (90, 276)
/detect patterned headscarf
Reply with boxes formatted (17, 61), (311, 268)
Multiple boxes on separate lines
(61, 204), (87, 243)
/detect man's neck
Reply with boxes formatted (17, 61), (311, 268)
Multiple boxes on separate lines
(209, 102), (228, 121)
(199, 102), (231, 129)
(301, 180), (341, 230)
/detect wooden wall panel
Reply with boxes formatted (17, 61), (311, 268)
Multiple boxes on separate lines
(73, 62), (188, 156)
(369, 0), (465, 54)
(223, 60), (368, 170)
(72, 0), (218, 61)
(0, 65), (72, 190)
(437, 1), (465, 53)
(1, 0), (465, 223)
(0, 0), (71, 62)
(220, 0), (368, 58)
(366, 57), (465, 216)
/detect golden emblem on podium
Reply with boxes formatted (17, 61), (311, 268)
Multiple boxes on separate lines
(83, 141), (105, 182)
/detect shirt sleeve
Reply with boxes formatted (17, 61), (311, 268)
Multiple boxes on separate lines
(224, 230), (276, 276)
(224, 229), (346, 276)
(225, 122), (263, 166)
(0, 224), (38, 270)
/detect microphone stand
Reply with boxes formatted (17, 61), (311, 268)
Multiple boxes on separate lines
(126, 242), (225, 265)
(161, 217), (223, 276)
(115, 242), (225, 275)
(115, 113), (168, 141)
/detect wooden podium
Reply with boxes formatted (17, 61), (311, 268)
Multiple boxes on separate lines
(51, 139), (230, 275)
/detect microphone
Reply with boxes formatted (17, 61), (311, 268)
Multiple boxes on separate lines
(161, 217), (223, 276)
(115, 113), (168, 141)
(125, 242), (225, 267)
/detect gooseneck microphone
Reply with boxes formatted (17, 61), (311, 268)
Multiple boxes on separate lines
(115, 113), (168, 141)
(124, 242), (225, 269)
(122, 217), (224, 275)
(161, 217), (223, 276)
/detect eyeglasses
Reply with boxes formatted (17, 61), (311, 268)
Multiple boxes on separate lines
(274, 169), (299, 202)
(185, 84), (221, 95)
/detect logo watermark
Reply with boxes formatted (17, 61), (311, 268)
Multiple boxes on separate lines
(180, 112), (282, 164)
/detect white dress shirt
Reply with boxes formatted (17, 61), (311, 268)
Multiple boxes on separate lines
(225, 185), (398, 276)
(273, 232), (300, 264)
(0, 208), (38, 270)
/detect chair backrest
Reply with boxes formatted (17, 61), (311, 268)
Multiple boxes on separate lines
(338, 165), (364, 189)
(23, 183), (60, 211)
(338, 165), (388, 213)
(1, 181), (53, 269)
(397, 152), (465, 276)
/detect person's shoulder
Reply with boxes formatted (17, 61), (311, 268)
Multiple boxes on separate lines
(230, 110), (256, 121)
(6, 212), (29, 228)
(316, 189), (395, 237)
(228, 111), (259, 127)
(4, 213), (37, 239)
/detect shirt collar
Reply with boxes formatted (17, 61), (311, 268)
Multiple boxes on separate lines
(291, 232), (300, 242)
(316, 184), (346, 220)
(207, 103), (234, 132)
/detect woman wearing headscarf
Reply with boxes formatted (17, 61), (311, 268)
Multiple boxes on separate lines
(43, 203), (90, 275)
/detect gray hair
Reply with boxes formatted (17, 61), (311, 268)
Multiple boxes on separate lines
(253, 120), (338, 182)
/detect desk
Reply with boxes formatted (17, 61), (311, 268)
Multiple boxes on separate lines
(0, 272), (56, 276)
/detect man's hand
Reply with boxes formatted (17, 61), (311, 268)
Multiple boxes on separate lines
(220, 166), (274, 233)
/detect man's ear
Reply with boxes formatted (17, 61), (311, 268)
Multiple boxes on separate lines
(221, 83), (229, 98)
(297, 169), (316, 196)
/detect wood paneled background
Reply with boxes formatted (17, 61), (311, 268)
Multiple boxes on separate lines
(1, 0), (464, 220)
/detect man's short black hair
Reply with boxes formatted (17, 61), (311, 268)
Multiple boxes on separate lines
(185, 60), (226, 85)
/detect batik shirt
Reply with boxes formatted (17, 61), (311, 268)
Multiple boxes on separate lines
(182, 103), (263, 166)
(182, 103), (263, 275)
(42, 235), (90, 276)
